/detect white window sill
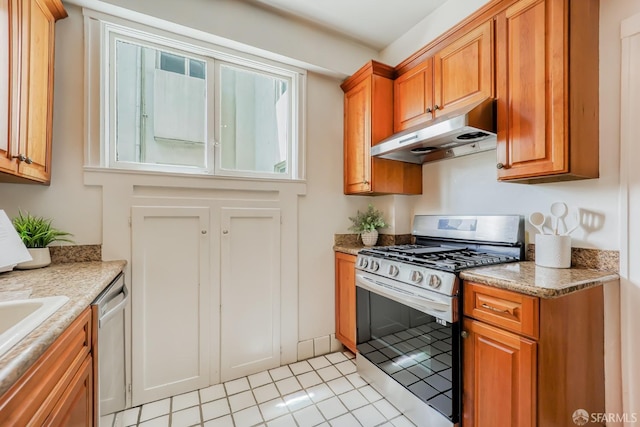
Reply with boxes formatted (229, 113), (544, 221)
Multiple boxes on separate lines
(83, 167), (307, 195)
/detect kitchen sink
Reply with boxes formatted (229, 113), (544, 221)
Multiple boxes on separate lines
(0, 296), (69, 357)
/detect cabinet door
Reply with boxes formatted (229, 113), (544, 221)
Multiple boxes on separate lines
(335, 252), (356, 353)
(131, 206), (211, 406)
(343, 76), (372, 194)
(220, 207), (281, 381)
(463, 318), (536, 427)
(434, 20), (493, 117)
(0, 0), (16, 174)
(14, 0), (59, 183)
(0, 308), (92, 426)
(394, 59), (433, 132)
(495, 0), (566, 180)
(47, 355), (93, 427)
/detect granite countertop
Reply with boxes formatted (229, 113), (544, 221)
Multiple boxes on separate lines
(333, 245), (363, 256)
(0, 261), (126, 396)
(460, 261), (619, 298)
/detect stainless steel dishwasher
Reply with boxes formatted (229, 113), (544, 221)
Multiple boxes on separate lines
(93, 272), (129, 416)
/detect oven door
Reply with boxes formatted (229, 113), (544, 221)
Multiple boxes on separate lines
(355, 272), (460, 426)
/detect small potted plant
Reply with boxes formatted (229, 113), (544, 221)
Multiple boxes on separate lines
(348, 204), (387, 246)
(12, 211), (73, 269)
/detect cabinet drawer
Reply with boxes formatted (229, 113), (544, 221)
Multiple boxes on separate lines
(0, 307), (92, 426)
(464, 282), (539, 339)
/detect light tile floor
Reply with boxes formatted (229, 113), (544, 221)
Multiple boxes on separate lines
(100, 351), (416, 427)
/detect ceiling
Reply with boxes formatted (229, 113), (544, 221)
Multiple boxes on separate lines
(245, 0), (448, 50)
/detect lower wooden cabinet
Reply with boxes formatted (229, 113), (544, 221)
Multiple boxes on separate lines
(0, 307), (95, 426)
(47, 355), (94, 427)
(462, 281), (605, 427)
(463, 318), (537, 427)
(335, 252), (357, 353)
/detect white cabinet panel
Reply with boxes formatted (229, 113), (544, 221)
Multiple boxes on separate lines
(220, 207), (281, 381)
(131, 206), (211, 406)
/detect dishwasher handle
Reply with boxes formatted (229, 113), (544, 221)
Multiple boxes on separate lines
(99, 284), (128, 328)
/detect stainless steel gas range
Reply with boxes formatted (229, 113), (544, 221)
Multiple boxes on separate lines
(355, 215), (524, 427)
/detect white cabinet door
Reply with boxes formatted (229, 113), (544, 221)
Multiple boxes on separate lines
(220, 207), (281, 381)
(131, 206), (211, 406)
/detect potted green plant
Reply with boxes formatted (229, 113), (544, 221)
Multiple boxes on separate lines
(12, 211), (73, 269)
(348, 204), (387, 246)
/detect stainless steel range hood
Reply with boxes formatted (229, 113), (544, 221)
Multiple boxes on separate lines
(371, 98), (496, 164)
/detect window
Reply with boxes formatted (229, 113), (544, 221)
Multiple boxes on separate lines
(219, 64), (290, 175)
(93, 16), (305, 180)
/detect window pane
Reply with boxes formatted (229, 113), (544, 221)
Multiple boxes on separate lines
(114, 40), (206, 168)
(159, 51), (185, 75)
(189, 59), (205, 79)
(220, 65), (290, 175)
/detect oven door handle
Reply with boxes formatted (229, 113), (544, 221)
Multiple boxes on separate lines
(356, 274), (451, 315)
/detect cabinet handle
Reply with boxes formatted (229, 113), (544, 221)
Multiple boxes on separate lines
(362, 180), (369, 185)
(434, 105), (440, 111)
(461, 331), (469, 339)
(496, 163), (505, 169)
(25, 157), (33, 164)
(222, 230), (229, 235)
(12, 154), (26, 162)
(426, 107), (432, 114)
(481, 303), (510, 314)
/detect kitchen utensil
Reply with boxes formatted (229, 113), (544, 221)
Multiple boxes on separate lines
(550, 202), (568, 235)
(562, 212), (580, 236)
(528, 212), (546, 235)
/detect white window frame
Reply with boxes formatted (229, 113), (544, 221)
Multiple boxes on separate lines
(84, 9), (306, 181)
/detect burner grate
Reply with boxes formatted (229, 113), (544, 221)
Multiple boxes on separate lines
(361, 245), (519, 272)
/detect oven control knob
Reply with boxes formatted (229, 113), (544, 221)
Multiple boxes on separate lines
(410, 271), (423, 284)
(358, 257), (368, 269)
(428, 275), (442, 289)
(388, 265), (399, 277)
(369, 260), (380, 272)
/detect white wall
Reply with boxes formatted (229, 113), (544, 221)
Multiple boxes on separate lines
(381, 0), (620, 250)
(69, 0), (377, 78)
(380, 0), (640, 422)
(380, 0), (490, 67)
(0, 1), (373, 351)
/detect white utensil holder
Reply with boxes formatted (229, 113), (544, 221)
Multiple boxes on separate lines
(535, 234), (571, 268)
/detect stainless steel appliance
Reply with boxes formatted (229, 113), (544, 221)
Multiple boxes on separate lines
(93, 272), (129, 416)
(355, 215), (524, 427)
(370, 99), (496, 164)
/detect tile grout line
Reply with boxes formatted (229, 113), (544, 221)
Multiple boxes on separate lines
(115, 351), (415, 427)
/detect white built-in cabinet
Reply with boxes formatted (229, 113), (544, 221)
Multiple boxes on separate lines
(220, 208), (281, 381)
(130, 204), (281, 405)
(131, 206), (212, 406)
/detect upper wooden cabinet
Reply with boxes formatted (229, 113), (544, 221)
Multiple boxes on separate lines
(394, 20), (494, 133)
(0, 0), (66, 184)
(495, 0), (599, 182)
(394, 58), (434, 132)
(341, 61), (422, 195)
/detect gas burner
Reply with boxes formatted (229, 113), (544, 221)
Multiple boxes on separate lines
(360, 246), (518, 272)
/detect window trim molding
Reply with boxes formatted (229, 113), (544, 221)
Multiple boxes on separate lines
(83, 8), (307, 181)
